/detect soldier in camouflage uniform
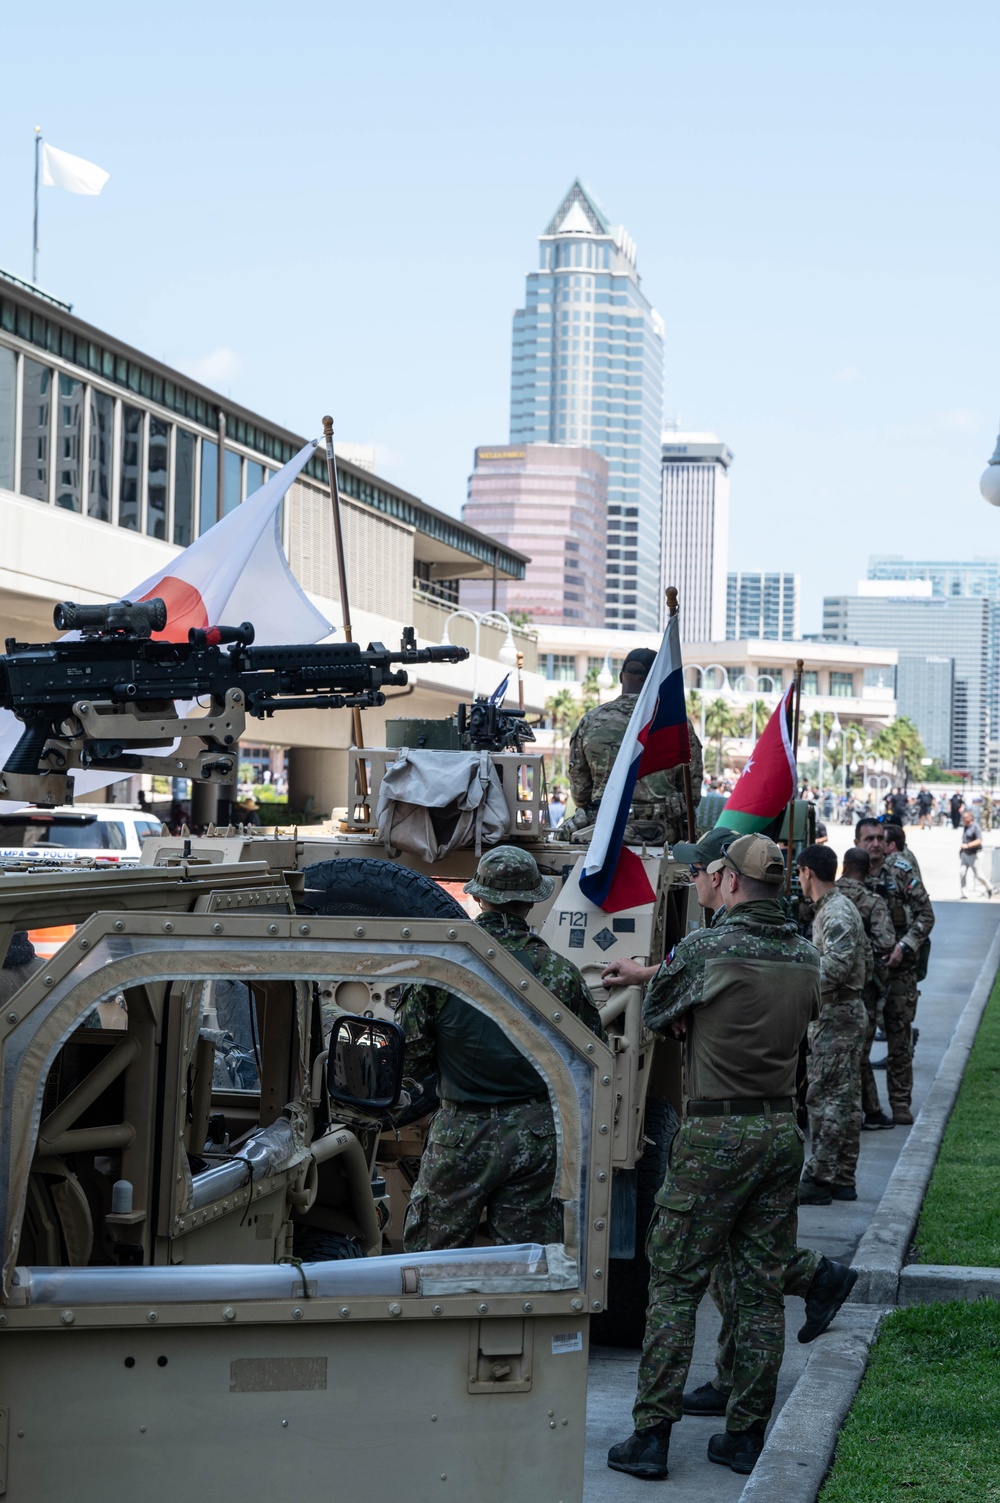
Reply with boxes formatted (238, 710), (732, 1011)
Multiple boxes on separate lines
(795, 844), (868, 1204)
(563, 647), (703, 845)
(838, 847), (897, 1129)
(855, 817), (935, 1126)
(604, 834), (819, 1480)
(398, 846), (604, 1253)
(883, 823), (924, 886)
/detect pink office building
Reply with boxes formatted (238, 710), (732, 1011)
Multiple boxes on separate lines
(461, 443), (608, 627)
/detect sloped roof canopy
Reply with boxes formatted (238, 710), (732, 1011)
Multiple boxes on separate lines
(545, 180), (611, 236)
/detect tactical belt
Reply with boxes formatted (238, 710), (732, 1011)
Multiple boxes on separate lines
(440, 1094), (548, 1114)
(685, 1096), (795, 1117)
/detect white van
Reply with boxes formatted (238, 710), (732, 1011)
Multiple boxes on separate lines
(0, 804), (162, 865)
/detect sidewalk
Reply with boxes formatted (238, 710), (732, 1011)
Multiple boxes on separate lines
(582, 833), (1000, 1503)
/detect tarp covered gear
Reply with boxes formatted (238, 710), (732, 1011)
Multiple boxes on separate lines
(376, 749), (510, 861)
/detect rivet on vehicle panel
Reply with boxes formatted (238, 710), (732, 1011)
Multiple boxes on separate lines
(593, 1268), (604, 1279)
(549, 1421), (556, 1429)
(339, 1307), (350, 1318)
(561, 1418), (569, 1426)
(113, 920), (125, 931)
(162, 921), (174, 933)
(597, 1172), (607, 1183)
(139, 1425), (147, 1434)
(552, 1010), (562, 1021)
(222, 1307), (236, 1321)
(146, 1312), (158, 1323)
(399, 926), (411, 938)
(594, 1220), (606, 1231)
(571, 1299), (584, 1311)
(548, 1409), (555, 1417)
(477, 1302), (489, 1313)
(354, 926), (366, 937)
(598, 1123), (609, 1134)
(17, 1429), (23, 1436)
(446, 928), (457, 938)
(6, 1013), (16, 1024)
(431, 1414), (438, 1422)
(292, 1308), (303, 1319)
(79, 938), (90, 949)
(60, 1310), (74, 1325)
(267, 923), (278, 935)
(388, 1303), (402, 1317)
(522, 1301), (534, 1313)
(519, 980), (529, 991)
(592, 1300), (602, 1311)
(486, 948), (496, 958)
(299, 924), (310, 935)
(43, 977), (54, 987)
(601, 1074), (611, 1086)
(0, 1315), (7, 1325)
(440, 1475), (447, 1482)
(212, 923), (223, 934)
(431, 1304), (443, 1316)
(281, 1419), (288, 1428)
(586, 1043), (595, 1053)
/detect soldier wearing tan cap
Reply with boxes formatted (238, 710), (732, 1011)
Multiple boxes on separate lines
(604, 833), (820, 1480)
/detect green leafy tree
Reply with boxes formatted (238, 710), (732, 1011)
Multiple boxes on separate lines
(704, 698), (738, 776)
(580, 666), (601, 716)
(546, 688), (581, 782)
(869, 717), (926, 787)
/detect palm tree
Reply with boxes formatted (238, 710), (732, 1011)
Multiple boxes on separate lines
(580, 666), (601, 716)
(704, 698), (738, 776)
(870, 717), (926, 788)
(546, 688), (580, 783)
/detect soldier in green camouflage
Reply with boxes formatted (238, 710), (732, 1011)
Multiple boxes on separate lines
(795, 844), (868, 1204)
(398, 846), (604, 1253)
(855, 817), (935, 1126)
(563, 647), (703, 844)
(838, 847), (897, 1129)
(883, 822), (924, 885)
(603, 834), (820, 1480)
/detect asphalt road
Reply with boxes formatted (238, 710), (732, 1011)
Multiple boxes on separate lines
(582, 823), (1000, 1502)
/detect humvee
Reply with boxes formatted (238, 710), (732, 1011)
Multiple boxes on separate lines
(0, 855), (615, 1501)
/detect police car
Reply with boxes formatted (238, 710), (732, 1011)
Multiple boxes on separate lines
(0, 805), (162, 866)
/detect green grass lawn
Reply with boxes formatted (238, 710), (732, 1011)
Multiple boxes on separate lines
(819, 1302), (1000, 1503)
(915, 971), (1000, 1266)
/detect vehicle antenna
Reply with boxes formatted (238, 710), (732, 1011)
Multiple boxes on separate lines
(323, 415), (369, 821)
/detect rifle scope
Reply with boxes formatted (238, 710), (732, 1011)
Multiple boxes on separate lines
(54, 598), (168, 637)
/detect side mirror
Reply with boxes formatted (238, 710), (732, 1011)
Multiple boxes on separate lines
(327, 1014), (405, 1112)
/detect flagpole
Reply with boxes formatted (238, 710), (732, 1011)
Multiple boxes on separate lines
(665, 585), (697, 842)
(784, 657), (804, 897)
(322, 415), (369, 820)
(32, 128), (41, 284)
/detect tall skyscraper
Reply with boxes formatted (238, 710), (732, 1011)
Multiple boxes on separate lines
(727, 570), (799, 641)
(461, 443), (608, 627)
(509, 180), (665, 631)
(660, 433), (732, 642)
(868, 555), (1000, 597)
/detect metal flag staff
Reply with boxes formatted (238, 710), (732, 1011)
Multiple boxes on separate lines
(665, 585), (697, 843)
(784, 657), (805, 897)
(32, 127), (41, 283)
(322, 415), (370, 822)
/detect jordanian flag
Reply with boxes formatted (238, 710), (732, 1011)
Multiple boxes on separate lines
(716, 681), (797, 836)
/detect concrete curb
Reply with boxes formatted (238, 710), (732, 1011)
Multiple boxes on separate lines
(852, 917), (1000, 1304)
(737, 1306), (886, 1503)
(737, 917), (1000, 1503)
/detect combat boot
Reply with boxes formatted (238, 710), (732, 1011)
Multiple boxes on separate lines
(798, 1256), (858, 1342)
(607, 1420), (672, 1479)
(798, 1173), (832, 1205)
(707, 1422), (766, 1474)
(682, 1380), (731, 1416)
(863, 1110), (895, 1130)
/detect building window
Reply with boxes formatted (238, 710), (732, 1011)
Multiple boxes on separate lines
(55, 373), (84, 512)
(802, 670), (819, 696)
(174, 429), (196, 546)
(119, 404), (143, 530)
(245, 459), (265, 497)
(146, 417), (169, 539)
(87, 389), (113, 522)
(544, 653), (577, 682)
(0, 345), (16, 492)
(223, 448), (241, 515)
(200, 439), (218, 534)
(829, 671), (854, 698)
(20, 357), (50, 502)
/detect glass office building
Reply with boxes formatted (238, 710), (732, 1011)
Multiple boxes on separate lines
(509, 181), (665, 631)
(727, 570), (800, 641)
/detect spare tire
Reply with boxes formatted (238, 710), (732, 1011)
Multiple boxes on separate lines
(302, 858), (466, 921)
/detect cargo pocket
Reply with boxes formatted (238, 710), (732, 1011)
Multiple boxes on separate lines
(429, 1114), (472, 1150)
(646, 1192), (698, 1263)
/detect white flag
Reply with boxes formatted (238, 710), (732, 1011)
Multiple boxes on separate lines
(41, 142), (109, 197)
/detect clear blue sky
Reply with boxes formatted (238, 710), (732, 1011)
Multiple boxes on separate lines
(2, 0), (999, 633)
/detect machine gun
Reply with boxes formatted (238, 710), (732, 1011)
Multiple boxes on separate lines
(456, 699), (536, 754)
(0, 598), (469, 805)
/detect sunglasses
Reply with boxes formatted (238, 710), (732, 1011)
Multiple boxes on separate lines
(688, 864), (707, 878)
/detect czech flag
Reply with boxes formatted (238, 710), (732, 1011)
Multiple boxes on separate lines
(716, 681), (797, 835)
(579, 613), (690, 913)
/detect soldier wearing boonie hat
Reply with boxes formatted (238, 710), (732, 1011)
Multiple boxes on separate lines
(561, 646), (704, 845)
(605, 830), (820, 1482)
(398, 846), (604, 1255)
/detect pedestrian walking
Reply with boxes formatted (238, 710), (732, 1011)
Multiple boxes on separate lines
(959, 810), (993, 899)
(601, 834), (819, 1480)
(949, 791), (964, 829)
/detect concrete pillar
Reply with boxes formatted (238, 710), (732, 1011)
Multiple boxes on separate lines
(287, 748), (350, 822)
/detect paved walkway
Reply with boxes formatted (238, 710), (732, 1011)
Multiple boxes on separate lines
(582, 828), (1000, 1502)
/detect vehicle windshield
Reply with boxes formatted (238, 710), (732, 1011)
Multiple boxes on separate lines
(0, 817), (126, 851)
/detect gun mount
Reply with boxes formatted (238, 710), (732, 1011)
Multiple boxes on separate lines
(0, 601), (469, 805)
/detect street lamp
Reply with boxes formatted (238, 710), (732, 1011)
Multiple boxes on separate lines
(731, 673), (780, 747)
(827, 713), (849, 802)
(439, 608), (518, 701)
(596, 655), (614, 691)
(684, 663), (733, 747)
